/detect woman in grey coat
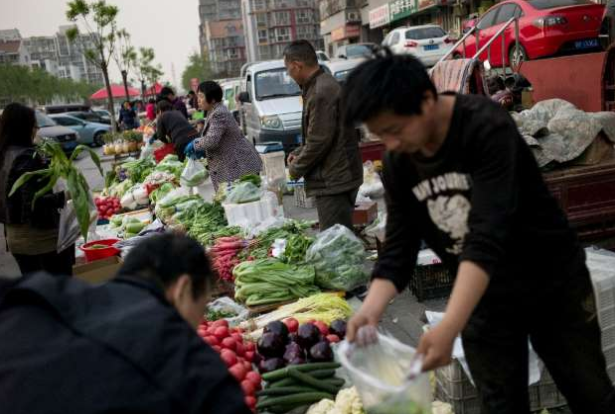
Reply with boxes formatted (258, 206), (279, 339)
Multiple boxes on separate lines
(185, 81), (262, 191)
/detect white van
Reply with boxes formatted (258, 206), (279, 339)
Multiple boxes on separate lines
(238, 60), (303, 153)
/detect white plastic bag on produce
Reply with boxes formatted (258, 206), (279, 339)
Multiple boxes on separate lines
(337, 330), (432, 413)
(57, 198), (98, 253)
(180, 157), (208, 187)
(207, 297), (249, 327)
(365, 212), (387, 241)
(305, 224), (369, 291)
(120, 184), (148, 209)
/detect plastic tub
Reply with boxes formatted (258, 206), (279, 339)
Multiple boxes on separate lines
(80, 238), (121, 263)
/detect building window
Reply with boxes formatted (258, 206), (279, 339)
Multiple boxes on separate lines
(256, 12), (267, 26)
(273, 11), (290, 25)
(295, 10), (311, 24)
(253, 0), (266, 10)
(258, 30), (268, 43)
(275, 27), (290, 42)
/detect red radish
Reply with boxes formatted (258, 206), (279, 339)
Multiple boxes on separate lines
(284, 318), (300, 333)
(214, 326), (229, 340)
(245, 371), (261, 388)
(245, 396), (256, 409)
(205, 336), (220, 346)
(244, 351), (254, 362)
(313, 321), (329, 336)
(241, 380), (256, 396)
(245, 342), (255, 352)
(326, 334), (341, 343)
(229, 364), (247, 382)
(221, 337), (236, 351)
(220, 351), (238, 367)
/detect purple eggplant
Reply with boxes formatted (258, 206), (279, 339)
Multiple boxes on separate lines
(309, 341), (333, 362)
(283, 342), (305, 363)
(296, 323), (321, 350)
(259, 357), (286, 373)
(329, 320), (347, 339)
(264, 320), (289, 341)
(257, 332), (286, 358)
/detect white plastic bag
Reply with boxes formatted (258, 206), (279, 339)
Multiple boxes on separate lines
(359, 161), (385, 199)
(305, 224), (369, 291)
(207, 296), (249, 327)
(337, 331), (432, 413)
(180, 158), (208, 187)
(57, 198), (97, 253)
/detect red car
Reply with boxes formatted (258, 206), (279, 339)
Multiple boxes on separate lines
(454, 0), (604, 67)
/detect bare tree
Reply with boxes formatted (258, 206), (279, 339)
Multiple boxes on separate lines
(113, 28), (137, 101)
(134, 47), (163, 98)
(66, 0), (120, 132)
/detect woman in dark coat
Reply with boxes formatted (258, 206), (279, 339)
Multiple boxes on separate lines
(0, 103), (72, 276)
(154, 100), (200, 161)
(118, 100), (138, 130)
(185, 81), (262, 191)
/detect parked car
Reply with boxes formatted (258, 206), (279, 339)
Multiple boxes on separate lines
(335, 43), (378, 59)
(66, 110), (111, 125)
(43, 104), (91, 114)
(316, 50), (330, 61)
(49, 114), (110, 146)
(322, 58), (365, 84)
(454, 0), (605, 67)
(238, 60), (303, 153)
(383, 25), (454, 67)
(35, 111), (78, 153)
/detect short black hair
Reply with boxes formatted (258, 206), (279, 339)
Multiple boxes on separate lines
(283, 40), (318, 67)
(0, 102), (36, 159)
(148, 98), (155, 104)
(342, 50), (437, 126)
(117, 233), (213, 299)
(156, 100), (174, 113)
(198, 81), (223, 104)
(160, 86), (175, 98)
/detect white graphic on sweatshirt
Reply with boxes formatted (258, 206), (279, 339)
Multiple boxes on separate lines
(427, 194), (471, 255)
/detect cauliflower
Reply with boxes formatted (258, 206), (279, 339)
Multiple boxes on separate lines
(334, 387), (365, 414)
(306, 399), (335, 414)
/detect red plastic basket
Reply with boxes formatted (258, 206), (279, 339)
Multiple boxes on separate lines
(80, 238), (121, 263)
(154, 143), (175, 163)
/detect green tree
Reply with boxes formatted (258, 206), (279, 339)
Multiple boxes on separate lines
(66, 0), (120, 131)
(181, 52), (212, 93)
(134, 47), (163, 98)
(113, 28), (137, 101)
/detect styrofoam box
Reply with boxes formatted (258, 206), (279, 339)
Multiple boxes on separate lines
(223, 195), (282, 230)
(417, 249), (442, 266)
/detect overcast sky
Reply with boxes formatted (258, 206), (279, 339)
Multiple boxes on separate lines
(0, 0), (201, 91)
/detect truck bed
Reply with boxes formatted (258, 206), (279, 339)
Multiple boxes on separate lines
(544, 156), (615, 247)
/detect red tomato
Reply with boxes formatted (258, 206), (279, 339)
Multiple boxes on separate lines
(204, 336), (220, 346)
(220, 350), (238, 367)
(221, 337), (236, 351)
(326, 334), (341, 343)
(244, 395), (256, 409)
(313, 321), (329, 336)
(242, 360), (251, 372)
(214, 326), (230, 340)
(235, 342), (245, 356)
(283, 318), (300, 333)
(241, 380), (256, 396)
(212, 345), (221, 353)
(245, 371), (262, 388)
(212, 319), (229, 328)
(231, 333), (243, 343)
(244, 351), (254, 362)
(206, 327), (216, 336)
(229, 364), (247, 382)
(245, 342), (255, 352)
(196, 327), (206, 336)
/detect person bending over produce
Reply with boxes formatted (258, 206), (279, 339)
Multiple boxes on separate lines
(0, 233), (251, 414)
(184, 81), (262, 191)
(283, 40), (363, 231)
(154, 99), (200, 161)
(343, 52), (615, 414)
(0, 103), (73, 276)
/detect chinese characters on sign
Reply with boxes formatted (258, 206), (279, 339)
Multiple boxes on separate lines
(389, 0), (417, 22)
(369, 4), (391, 29)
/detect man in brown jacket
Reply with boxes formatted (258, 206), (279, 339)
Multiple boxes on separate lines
(284, 40), (363, 230)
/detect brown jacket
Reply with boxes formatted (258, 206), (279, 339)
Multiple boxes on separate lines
(289, 69), (363, 197)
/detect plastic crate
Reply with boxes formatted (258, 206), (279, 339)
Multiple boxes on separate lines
(410, 263), (454, 302)
(435, 360), (567, 414)
(293, 183), (315, 209)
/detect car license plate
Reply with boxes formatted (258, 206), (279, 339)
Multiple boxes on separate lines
(575, 39), (599, 50)
(424, 44), (439, 51)
(64, 141), (77, 150)
(296, 134), (303, 144)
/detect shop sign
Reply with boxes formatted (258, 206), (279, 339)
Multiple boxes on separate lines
(369, 4), (390, 29)
(331, 26), (345, 41)
(418, 0), (436, 11)
(346, 25), (361, 38)
(389, 0), (417, 22)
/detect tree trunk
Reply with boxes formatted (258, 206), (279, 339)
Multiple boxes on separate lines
(140, 79), (146, 99)
(101, 62), (118, 133)
(121, 70), (130, 101)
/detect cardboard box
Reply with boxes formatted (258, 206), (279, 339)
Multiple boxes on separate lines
(73, 256), (122, 284)
(353, 202), (378, 226)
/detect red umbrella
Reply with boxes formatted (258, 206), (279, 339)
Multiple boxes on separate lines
(145, 82), (163, 96)
(90, 84), (140, 100)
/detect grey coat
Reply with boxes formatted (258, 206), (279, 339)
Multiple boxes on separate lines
(194, 103), (262, 190)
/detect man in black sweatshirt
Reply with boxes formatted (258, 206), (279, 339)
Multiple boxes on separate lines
(343, 52), (615, 414)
